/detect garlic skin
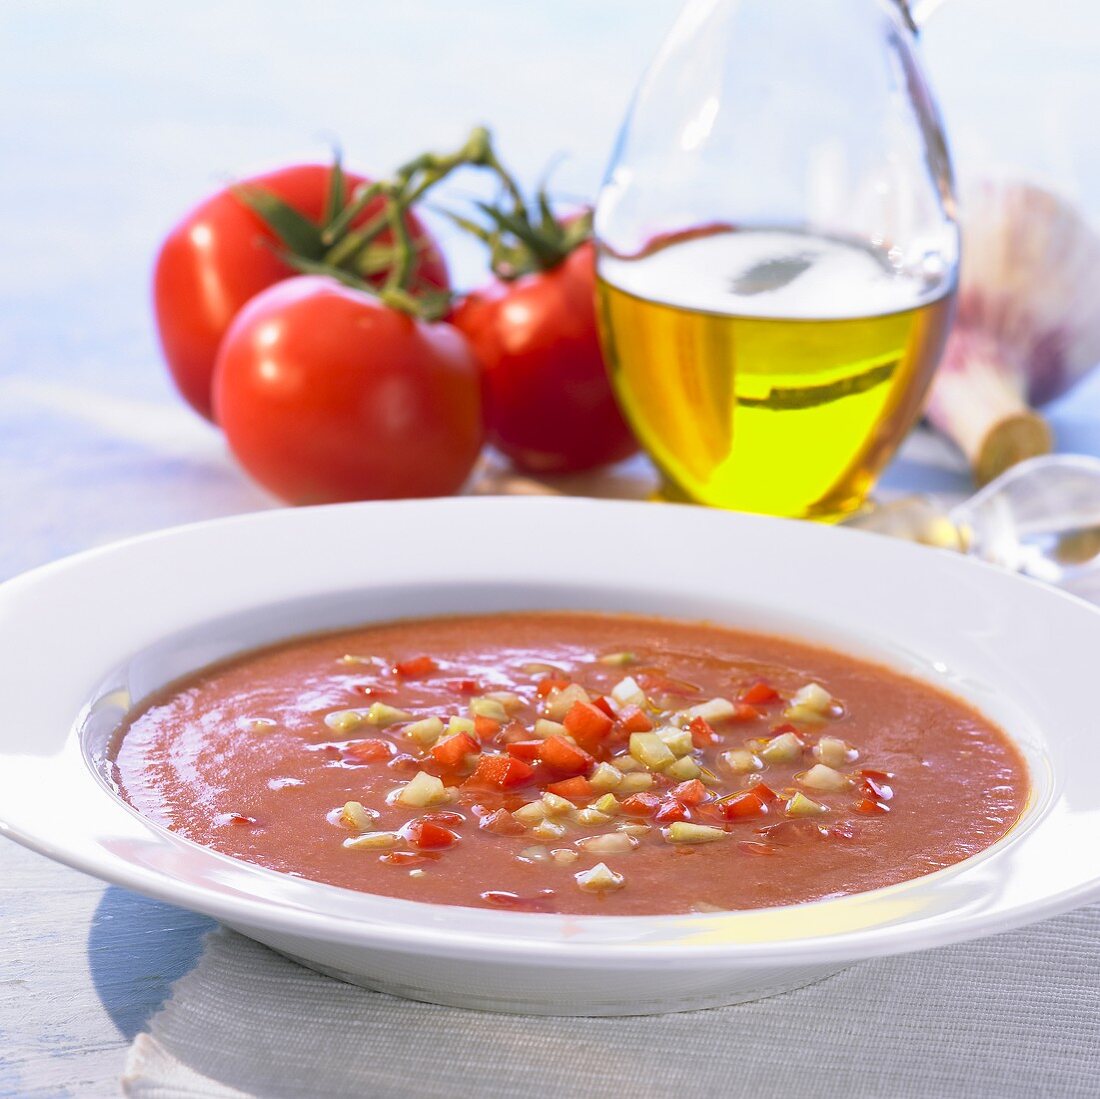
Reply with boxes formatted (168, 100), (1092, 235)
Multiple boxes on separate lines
(926, 180), (1100, 485)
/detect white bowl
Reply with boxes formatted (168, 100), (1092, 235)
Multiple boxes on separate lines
(2, 497), (1099, 1016)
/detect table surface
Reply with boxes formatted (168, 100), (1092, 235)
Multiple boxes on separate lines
(3, 2), (1100, 1094)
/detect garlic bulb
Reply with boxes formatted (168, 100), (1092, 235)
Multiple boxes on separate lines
(926, 180), (1100, 485)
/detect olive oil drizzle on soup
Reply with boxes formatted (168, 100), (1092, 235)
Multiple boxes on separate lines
(111, 612), (1028, 915)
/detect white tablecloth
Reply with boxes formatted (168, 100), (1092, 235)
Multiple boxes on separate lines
(124, 915), (1100, 1098)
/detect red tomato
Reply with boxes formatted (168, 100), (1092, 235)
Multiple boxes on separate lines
(214, 276), (483, 504)
(452, 242), (637, 474)
(465, 754), (535, 790)
(739, 681), (779, 705)
(341, 739), (393, 764)
(562, 700), (613, 750)
(669, 779), (707, 806)
(717, 791), (769, 820)
(393, 656), (438, 677)
(473, 715), (502, 739)
(430, 731), (480, 769)
(536, 676), (571, 697)
(404, 819), (459, 849)
(504, 741), (543, 762)
(618, 705), (654, 734)
(621, 792), (661, 817)
(654, 798), (690, 824)
(545, 776), (594, 800)
(538, 736), (594, 776)
(477, 808), (525, 836)
(154, 163), (449, 421)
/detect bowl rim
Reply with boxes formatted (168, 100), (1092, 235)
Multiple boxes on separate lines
(2, 495), (1099, 970)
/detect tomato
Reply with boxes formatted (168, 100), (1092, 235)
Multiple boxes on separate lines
(446, 678), (481, 695)
(654, 798), (690, 824)
(688, 716), (717, 747)
(504, 741), (543, 762)
(539, 736), (594, 776)
(154, 163), (449, 421)
(213, 276), (483, 504)
(590, 696), (616, 719)
(341, 739), (393, 764)
(536, 676), (571, 697)
(404, 819), (459, 850)
(717, 791), (769, 820)
(739, 681), (780, 705)
(562, 700), (613, 750)
(621, 792), (661, 817)
(617, 705), (654, 734)
(464, 754), (536, 790)
(430, 731), (479, 769)
(669, 779), (707, 806)
(393, 655), (438, 677)
(452, 242), (637, 474)
(545, 776), (594, 800)
(476, 808), (525, 836)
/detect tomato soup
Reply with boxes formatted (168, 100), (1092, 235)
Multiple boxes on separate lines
(111, 612), (1028, 915)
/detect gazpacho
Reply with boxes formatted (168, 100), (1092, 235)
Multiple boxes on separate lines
(111, 612), (1028, 915)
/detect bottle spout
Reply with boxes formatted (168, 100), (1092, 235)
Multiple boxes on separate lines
(895, 0), (950, 32)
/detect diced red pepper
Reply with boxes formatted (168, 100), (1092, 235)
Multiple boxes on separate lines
(474, 715), (502, 739)
(536, 676), (571, 697)
(393, 655), (439, 678)
(654, 798), (691, 823)
(621, 792), (662, 817)
(446, 678), (481, 695)
(591, 695), (616, 719)
(546, 776), (594, 799)
(563, 700), (613, 750)
(688, 716), (717, 748)
(731, 702), (761, 722)
(477, 807), (525, 835)
(465, 754), (536, 790)
(618, 705), (653, 733)
(387, 753), (422, 773)
(753, 782), (780, 804)
(539, 735), (594, 776)
(430, 731), (479, 769)
(670, 779), (707, 806)
(342, 738), (393, 763)
(855, 797), (890, 815)
(739, 681), (779, 705)
(717, 791), (769, 819)
(404, 818), (459, 849)
(770, 722), (800, 736)
(505, 740), (542, 762)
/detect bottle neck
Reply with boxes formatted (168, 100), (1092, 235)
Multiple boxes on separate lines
(895, 0), (950, 33)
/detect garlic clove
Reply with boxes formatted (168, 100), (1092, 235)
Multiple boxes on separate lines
(926, 179), (1100, 485)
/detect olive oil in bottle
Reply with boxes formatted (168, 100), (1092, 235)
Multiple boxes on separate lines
(596, 230), (955, 519)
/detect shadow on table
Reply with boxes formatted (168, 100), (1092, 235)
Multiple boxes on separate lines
(88, 885), (214, 1038)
